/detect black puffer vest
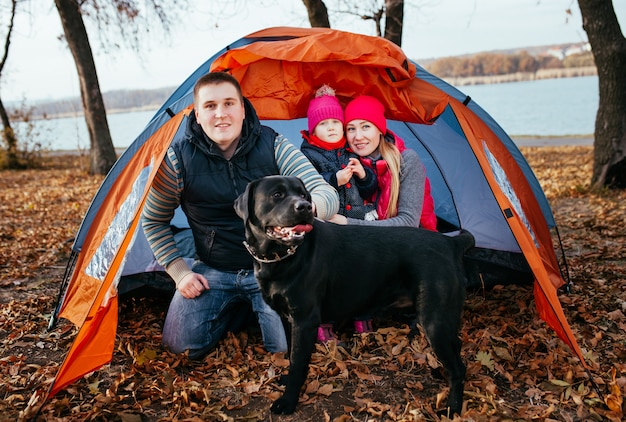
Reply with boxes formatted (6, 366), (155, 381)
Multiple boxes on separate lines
(172, 99), (279, 271)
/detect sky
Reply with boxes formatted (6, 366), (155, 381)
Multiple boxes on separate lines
(2, 0), (625, 104)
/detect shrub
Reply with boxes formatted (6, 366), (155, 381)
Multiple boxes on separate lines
(0, 101), (51, 169)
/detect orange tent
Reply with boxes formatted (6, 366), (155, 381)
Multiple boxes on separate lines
(43, 27), (589, 406)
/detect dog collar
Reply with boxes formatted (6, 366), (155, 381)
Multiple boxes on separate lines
(243, 241), (298, 263)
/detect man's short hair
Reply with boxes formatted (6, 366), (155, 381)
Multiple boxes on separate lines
(193, 72), (244, 104)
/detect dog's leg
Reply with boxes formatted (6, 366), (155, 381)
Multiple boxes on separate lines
(270, 317), (318, 414)
(420, 301), (466, 416)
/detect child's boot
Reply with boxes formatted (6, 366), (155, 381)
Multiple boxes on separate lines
(354, 319), (374, 334)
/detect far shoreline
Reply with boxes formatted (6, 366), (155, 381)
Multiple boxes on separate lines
(440, 67), (597, 87)
(511, 134), (593, 147)
(43, 135), (594, 157)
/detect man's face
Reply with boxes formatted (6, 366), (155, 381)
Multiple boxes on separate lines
(194, 82), (245, 152)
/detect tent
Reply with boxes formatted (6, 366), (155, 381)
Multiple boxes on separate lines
(44, 26), (589, 401)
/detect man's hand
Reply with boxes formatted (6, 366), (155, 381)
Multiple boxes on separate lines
(327, 214), (348, 225)
(177, 272), (210, 298)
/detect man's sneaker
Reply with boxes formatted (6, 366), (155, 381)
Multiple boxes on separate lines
(354, 319), (373, 334)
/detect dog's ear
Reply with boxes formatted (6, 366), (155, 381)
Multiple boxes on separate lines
(234, 180), (255, 221)
(297, 177), (312, 202)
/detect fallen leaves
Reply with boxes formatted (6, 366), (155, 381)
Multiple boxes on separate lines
(0, 158), (102, 285)
(0, 147), (625, 421)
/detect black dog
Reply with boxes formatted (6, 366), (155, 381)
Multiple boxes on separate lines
(234, 175), (475, 416)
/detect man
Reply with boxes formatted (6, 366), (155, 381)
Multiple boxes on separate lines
(142, 72), (339, 359)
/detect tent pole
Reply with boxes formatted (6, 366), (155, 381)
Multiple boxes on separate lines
(552, 224), (572, 294)
(48, 250), (79, 330)
(585, 367), (605, 404)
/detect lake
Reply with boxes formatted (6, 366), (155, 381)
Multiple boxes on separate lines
(461, 75), (598, 138)
(20, 76), (598, 151)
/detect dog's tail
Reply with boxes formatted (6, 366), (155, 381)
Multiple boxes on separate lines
(452, 229), (475, 252)
(453, 230), (477, 289)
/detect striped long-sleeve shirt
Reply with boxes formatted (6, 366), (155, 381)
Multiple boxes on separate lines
(142, 135), (339, 284)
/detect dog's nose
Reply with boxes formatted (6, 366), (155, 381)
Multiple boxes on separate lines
(294, 199), (312, 214)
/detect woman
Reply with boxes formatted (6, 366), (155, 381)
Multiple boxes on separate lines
(329, 95), (437, 230)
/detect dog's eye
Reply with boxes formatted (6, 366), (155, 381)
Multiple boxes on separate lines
(271, 191), (284, 199)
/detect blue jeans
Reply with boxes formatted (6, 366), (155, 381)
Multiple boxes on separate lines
(162, 262), (288, 359)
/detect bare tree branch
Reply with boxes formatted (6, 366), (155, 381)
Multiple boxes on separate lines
(0, 0), (18, 75)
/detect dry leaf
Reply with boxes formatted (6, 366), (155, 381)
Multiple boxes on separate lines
(317, 383), (334, 396)
(476, 350), (495, 371)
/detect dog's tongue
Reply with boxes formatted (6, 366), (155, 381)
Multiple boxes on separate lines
(293, 224), (313, 233)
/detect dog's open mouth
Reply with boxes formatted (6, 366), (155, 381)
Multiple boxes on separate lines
(266, 224), (313, 241)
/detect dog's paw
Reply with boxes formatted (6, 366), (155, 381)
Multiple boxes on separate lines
(436, 406), (455, 419)
(436, 404), (462, 419)
(270, 396), (298, 414)
(430, 366), (446, 380)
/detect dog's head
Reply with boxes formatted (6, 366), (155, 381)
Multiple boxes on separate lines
(235, 176), (314, 248)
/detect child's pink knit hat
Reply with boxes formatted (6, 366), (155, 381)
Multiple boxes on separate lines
(307, 85), (344, 134)
(344, 95), (387, 135)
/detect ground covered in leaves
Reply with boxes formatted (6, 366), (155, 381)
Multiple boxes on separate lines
(1, 146), (624, 421)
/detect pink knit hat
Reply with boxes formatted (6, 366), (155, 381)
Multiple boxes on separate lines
(307, 85), (344, 134)
(344, 95), (387, 135)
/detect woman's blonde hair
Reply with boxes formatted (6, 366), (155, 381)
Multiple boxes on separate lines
(378, 134), (402, 217)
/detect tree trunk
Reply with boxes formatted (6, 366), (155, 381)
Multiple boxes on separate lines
(384, 0), (404, 46)
(0, 97), (22, 169)
(577, 0), (626, 188)
(302, 0), (330, 27)
(54, 0), (117, 175)
(0, 0), (21, 169)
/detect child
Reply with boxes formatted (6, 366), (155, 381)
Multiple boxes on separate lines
(300, 85), (378, 221)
